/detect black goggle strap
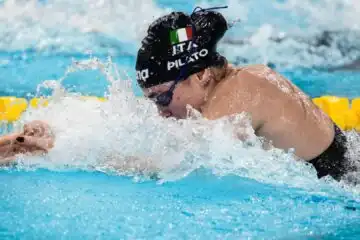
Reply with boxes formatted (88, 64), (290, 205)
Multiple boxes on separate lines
(191, 6), (228, 15)
(191, 5), (240, 29)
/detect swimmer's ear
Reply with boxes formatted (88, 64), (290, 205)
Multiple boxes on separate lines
(196, 69), (213, 88)
(195, 70), (205, 81)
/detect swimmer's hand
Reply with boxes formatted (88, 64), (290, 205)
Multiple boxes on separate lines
(16, 120), (54, 150)
(15, 135), (54, 151)
(0, 120), (55, 165)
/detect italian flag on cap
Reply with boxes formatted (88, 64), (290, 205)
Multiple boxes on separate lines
(170, 27), (193, 44)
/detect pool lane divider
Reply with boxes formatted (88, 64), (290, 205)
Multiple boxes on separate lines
(1, 95), (360, 131)
(0, 96), (106, 122)
(312, 96), (360, 131)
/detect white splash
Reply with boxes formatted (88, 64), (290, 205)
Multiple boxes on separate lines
(217, 0), (360, 68)
(0, 0), (169, 53)
(276, 0), (360, 31)
(0, 0), (359, 68)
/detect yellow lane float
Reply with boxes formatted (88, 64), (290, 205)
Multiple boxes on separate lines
(1, 95), (360, 131)
(79, 96), (106, 102)
(0, 96), (106, 122)
(0, 97), (28, 122)
(312, 96), (360, 131)
(29, 97), (50, 108)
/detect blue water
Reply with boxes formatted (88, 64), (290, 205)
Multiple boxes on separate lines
(1, 169), (360, 239)
(1, 0), (360, 239)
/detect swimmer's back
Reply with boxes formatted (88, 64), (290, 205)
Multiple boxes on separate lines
(203, 64), (335, 160)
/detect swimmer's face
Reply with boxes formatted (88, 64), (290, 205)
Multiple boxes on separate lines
(143, 73), (206, 119)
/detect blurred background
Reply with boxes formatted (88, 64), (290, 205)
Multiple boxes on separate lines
(0, 0), (360, 98)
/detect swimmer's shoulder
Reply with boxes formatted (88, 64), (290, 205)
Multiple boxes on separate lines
(235, 64), (273, 78)
(226, 64), (273, 86)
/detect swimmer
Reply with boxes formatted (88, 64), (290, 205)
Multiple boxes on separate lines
(0, 9), (356, 180)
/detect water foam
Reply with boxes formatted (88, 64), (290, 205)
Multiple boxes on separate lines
(217, 0), (360, 68)
(276, 0), (360, 31)
(0, 0), (168, 53)
(0, 0), (359, 68)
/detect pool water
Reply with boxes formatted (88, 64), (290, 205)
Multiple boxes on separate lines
(1, 169), (360, 239)
(1, 0), (360, 239)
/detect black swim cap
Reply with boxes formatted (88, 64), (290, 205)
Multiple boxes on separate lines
(135, 10), (228, 88)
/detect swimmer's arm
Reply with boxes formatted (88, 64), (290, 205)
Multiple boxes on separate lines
(0, 134), (19, 165)
(0, 132), (53, 166)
